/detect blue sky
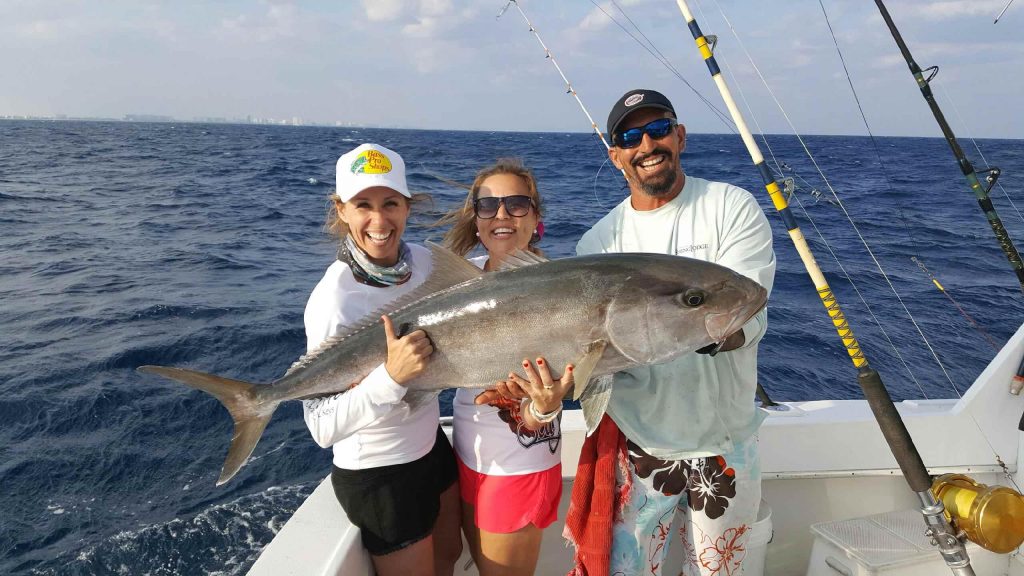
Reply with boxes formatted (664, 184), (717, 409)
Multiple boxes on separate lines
(1, 0), (1020, 137)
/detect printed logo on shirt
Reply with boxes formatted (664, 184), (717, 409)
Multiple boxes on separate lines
(350, 149), (393, 175)
(494, 399), (561, 454)
(677, 243), (709, 255)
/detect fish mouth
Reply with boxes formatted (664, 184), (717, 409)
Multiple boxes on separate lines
(704, 286), (768, 344)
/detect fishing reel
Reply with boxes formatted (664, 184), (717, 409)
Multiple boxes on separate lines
(931, 473), (1024, 553)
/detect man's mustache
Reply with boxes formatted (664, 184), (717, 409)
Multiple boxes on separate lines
(631, 148), (672, 167)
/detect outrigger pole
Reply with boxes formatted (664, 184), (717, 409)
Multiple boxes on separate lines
(873, 0), (1024, 295)
(995, 0), (1016, 24)
(498, 0), (614, 153)
(671, 1), (975, 574)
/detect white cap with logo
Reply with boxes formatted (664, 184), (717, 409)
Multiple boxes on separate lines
(335, 143), (410, 202)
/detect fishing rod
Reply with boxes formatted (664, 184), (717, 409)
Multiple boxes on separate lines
(995, 0), (1016, 23)
(873, 0), (1024, 295)
(671, 1), (975, 574)
(497, 1), (614, 153)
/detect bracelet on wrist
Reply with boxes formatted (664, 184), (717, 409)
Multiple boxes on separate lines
(527, 399), (562, 423)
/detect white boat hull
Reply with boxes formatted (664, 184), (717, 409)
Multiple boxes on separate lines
(249, 322), (1024, 575)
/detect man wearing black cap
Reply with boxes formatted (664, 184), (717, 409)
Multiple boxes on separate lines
(565, 89), (776, 576)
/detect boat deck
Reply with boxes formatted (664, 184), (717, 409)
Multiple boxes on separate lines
(248, 323), (1024, 575)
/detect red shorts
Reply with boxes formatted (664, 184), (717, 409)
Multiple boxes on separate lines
(457, 456), (562, 534)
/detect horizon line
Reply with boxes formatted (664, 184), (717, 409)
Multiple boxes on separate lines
(0, 115), (1019, 141)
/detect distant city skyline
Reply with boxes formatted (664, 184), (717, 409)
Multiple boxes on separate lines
(1, 1), (1021, 139)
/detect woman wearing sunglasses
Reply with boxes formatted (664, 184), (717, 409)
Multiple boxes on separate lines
(438, 159), (574, 576)
(302, 143), (462, 576)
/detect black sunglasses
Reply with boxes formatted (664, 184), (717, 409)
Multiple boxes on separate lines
(612, 118), (677, 149)
(473, 195), (535, 219)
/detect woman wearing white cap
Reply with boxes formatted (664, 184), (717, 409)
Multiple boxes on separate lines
(302, 143), (461, 576)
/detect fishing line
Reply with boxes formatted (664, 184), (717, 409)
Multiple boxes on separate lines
(912, 257), (1001, 353)
(869, 7), (1024, 228)
(821, 0), (1021, 492)
(695, 3), (929, 397)
(681, 0), (936, 399)
(875, 0), (1024, 296)
(710, 0), (958, 397)
(592, 157), (620, 207)
(498, 1), (614, 153)
(995, 0), (1017, 23)
(586, 0), (738, 135)
(936, 82), (1024, 225)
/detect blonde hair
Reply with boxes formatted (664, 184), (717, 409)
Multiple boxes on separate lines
(324, 193), (432, 239)
(437, 158), (545, 257)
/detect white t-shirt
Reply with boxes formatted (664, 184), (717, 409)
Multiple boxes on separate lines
(576, 176), (776, 460)
(301, 243), (440, 470)
(452, 256), (561, 475)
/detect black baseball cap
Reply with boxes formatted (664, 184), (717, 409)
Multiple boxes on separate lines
(606, 89), (676, 142)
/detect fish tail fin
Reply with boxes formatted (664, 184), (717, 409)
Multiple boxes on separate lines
(137, 365), (278, 485)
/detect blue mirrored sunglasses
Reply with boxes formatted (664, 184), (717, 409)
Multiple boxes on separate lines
(612, 118), (677, 149)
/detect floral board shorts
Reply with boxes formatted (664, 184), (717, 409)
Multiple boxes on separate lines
(611, 434), (761, 576)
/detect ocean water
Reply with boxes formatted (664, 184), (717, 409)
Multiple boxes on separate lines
(2, 120), (1023, 574)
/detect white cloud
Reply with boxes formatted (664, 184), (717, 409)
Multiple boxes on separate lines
(403, 16), (443, 38)
(220, 2), (299, 42)
(363, 0), (403, 22)
(419, 0), (454, 18)
(15, 18), (81, 40)
(578, 3), (614, 32)
(914, 0), (1007, 20)
(575, 0), (651, 32)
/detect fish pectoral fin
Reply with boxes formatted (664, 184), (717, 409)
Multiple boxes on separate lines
(571, 339), (607, 401)
(403, 390), (441, 413)
(579, 375), (613, 436)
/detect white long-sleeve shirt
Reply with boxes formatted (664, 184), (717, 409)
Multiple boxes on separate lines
(301, 243), (439, 470)
(576, 176), (776, 460)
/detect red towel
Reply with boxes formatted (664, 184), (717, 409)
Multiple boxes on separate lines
(563, 414), (631, 576)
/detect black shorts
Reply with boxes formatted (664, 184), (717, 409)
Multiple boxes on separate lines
(331, 427), (458, 556)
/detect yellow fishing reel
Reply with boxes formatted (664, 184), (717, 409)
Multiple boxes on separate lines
(932, 473), (1024, 553)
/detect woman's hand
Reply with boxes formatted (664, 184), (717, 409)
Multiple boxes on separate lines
(513, 357), (574, 414)
(381, 314), (433, 386)
(475, 357), (573, 412)
(474, 375), (528, 406)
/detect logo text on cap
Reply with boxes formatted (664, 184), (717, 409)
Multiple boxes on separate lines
(624, 94), (645, 107)
(351, 150), (393, 175)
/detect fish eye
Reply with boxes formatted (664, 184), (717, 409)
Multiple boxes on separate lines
(680, 289), (706, 307)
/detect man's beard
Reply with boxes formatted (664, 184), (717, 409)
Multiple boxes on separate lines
(630, 149), (679, 197)
(637, 168), (678, 198)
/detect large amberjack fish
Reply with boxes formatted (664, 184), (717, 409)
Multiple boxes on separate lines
(139, 244), (767, 485)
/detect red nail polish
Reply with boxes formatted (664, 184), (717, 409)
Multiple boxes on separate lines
(537, 359), (544, 365)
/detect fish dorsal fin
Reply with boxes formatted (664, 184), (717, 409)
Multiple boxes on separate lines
(496, 249), (549, 272)
(284, 243), (484, 378)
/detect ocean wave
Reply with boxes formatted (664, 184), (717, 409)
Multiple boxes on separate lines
(28, 483), (316, 576)
(4, 121), (1023, 576)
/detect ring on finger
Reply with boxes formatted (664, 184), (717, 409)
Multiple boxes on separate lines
(544, 384), (554, 389)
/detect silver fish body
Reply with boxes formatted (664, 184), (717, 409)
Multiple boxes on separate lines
(139, 245), (767, 485)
